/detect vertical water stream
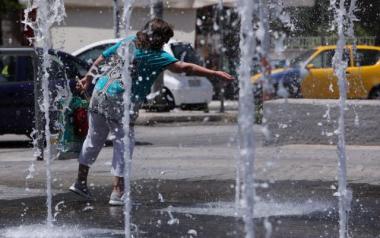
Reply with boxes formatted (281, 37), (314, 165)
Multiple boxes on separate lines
(237, 0), (257, 237)
(121, 1), (135, 237)
(23, 0), (65, 226)
(330, 0), (356, 237)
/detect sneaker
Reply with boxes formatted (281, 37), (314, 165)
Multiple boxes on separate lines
(69, 181), (93, 200)
(109, 192), (125, 206)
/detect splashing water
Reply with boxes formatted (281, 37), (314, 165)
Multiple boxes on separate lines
(330, 0), (356, 237)
(269, 0), (290, 100)
(23, 0), (66, 227)
(121, 1), (135, 237)
(187, 229), (198, 237)
(236, 0), (256, 237)
(263, 217), (272, 238)
(256, 3), (273, 237)
(167, 213), (180, 225)
(25, 161), (36, 193)
(323, 104), (332, 123)
(346, 0), (361, 129)
(158, 192), (165, 202)
(2, 225), (125, 238)
(354, 111), (360, 127)
(160, 200), (332, 218)
(25, 162), (35, 180)
(53, 201), (65, 220)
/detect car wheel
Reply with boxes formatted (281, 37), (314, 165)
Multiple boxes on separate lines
(181, 103), (209, 112)
(369, 86), (380, 99)
(144, 88), (175, 112)
(201, 103), (209, 113)
(162, 88), (175, 111)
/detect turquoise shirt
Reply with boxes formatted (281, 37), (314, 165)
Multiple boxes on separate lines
(97, 35), (178, 102)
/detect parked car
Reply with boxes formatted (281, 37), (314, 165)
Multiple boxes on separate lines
(72, 38), (213, 111)
(0, 48), (90, 136)
(252, 45), (380, 99)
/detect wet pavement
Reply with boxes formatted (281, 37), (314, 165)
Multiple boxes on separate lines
(1, 179), (380, 238)
(1, 123), (380, 237)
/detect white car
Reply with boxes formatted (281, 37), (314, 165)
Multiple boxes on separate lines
(72, 39), (213, 111)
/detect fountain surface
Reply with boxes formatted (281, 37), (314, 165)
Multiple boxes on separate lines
(1, 179), (379, 238)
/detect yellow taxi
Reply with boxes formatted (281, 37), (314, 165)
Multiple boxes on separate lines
(252, 45), (380, 99)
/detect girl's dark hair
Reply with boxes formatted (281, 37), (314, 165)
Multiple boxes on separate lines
(136, 18), (174, 50)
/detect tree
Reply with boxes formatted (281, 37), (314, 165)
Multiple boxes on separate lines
(356, 0), (380, 45)
(284, 0), (380, 45)
(0, 0), (23, 45)
(286, 0), (332, 37)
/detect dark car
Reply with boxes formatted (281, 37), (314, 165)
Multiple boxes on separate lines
(0, 48), (90, 136)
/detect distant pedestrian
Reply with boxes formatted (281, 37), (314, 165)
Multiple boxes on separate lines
(69, 18), (234, 205)
(1, 56), (13, 80)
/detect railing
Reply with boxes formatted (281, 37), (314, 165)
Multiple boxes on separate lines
(283, 36), (376, 49)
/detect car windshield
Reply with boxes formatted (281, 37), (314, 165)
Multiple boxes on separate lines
(289, 49), (315, 67)
(170, 43), (204, 65)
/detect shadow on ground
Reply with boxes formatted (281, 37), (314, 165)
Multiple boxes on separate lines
(0, 139), (152, 149)
(0, 141), (33, 149)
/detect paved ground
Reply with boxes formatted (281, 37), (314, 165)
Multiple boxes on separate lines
(1, 179), (380, 237)
(1, 102), (380, 237)
(264, 99), (380, 145)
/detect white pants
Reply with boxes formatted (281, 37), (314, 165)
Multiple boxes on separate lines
(79, 108), (138, 177)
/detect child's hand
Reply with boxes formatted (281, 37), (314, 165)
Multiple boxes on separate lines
(214, 71), (235, 81)
(76, 76), (91, 92)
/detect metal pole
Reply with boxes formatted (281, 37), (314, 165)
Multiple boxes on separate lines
(113, 0), (120, 38)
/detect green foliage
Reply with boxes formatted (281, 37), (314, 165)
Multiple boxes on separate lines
(0, 0), (22, 14)
(355, 0), (380, 44)
(283, 0), (379, 43)
(286, 0), (333, 37)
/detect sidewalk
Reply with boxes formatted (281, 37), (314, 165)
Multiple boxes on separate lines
(190, 99), (380, 146)
(136, 100), (239, 125)
(264, 99), (380, 145)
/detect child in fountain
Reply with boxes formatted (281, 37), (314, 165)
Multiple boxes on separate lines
(69, 18), (234, 205)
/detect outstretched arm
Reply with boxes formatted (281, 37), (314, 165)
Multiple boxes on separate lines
(167, 61), (234, 81)
(77, 55), (106, 91)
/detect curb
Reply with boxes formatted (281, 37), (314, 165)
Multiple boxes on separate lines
(135, 111), (238, 125)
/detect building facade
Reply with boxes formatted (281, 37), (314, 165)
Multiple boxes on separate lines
(51, 4), (198, 53)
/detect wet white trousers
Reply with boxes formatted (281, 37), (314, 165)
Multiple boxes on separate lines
(78, 111), (136, 177)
